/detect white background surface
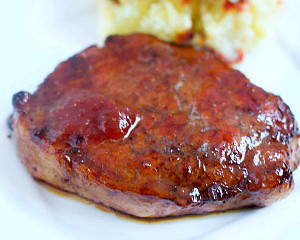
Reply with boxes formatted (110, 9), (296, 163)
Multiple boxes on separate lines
(1, 0), (300, 239)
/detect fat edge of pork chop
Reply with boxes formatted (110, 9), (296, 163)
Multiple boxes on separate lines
(11, 34), (300, 218)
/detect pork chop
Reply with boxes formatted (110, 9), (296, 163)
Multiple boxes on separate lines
(11, 34), (299, 218)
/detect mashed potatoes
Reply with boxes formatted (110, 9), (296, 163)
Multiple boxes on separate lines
(96, 0), (280, 62)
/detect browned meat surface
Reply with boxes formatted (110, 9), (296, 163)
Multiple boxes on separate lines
(11, 34), (299, 218)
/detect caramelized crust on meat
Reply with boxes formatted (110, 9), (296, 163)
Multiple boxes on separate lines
(12, 34), (299, 218)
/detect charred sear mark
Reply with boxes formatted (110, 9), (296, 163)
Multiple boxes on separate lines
(12, 91), (31, 112)
(7, 114), (13, 131)
(33, 128), (47, 140)
(30, 127), (48, 144)
(66, 54), (88, 79)
(68, 133), (85, 147)
(105, 35), (119, 44)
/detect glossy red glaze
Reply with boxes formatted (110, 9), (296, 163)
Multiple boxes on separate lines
(13, 34), (299, 208)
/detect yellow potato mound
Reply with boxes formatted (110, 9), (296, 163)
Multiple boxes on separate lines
(96, 0), (280, 62)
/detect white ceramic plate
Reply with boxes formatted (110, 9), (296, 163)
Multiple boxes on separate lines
(1, 0), (300, 239)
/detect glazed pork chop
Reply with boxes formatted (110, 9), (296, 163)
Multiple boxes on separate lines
(11, 34), (299, 218)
